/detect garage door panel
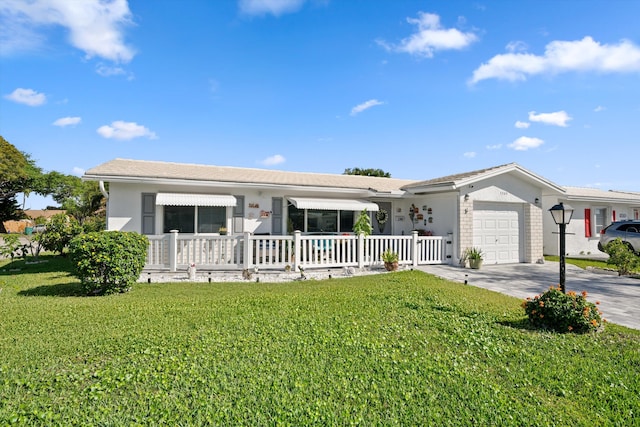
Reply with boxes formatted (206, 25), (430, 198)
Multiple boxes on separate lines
(497, 235), (510, 244)
(472, 203), (523, 264)
(497, 219), (510, 229)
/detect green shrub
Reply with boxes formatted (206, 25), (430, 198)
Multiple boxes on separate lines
(81, 214), (106, 233)
(38, 213), (83, 255)
(604, 238), (640, 275)
(69, 231), (148, 295)
(352, 209), (372, 236)
(523, 286), (604, 333)
(0, 235), (22, 260)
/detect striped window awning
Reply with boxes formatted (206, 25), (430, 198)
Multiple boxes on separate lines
(156, 193), (237, 207)
(288, 197), (379, 211)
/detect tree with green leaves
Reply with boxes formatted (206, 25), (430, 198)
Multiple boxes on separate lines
(40, 172), (105, 225)
(0, 136), (43, 229)
(343, 167), (391, 178)
(38, 213), (83, 256)
(1, 136), (105, 230)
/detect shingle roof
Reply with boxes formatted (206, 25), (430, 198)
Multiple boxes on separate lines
(84, 158), (417, 193)
(564, 186), (640, 203)
(402, 163), (514, 189)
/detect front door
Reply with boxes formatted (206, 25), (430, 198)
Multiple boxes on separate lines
(374, 202), (392, 235)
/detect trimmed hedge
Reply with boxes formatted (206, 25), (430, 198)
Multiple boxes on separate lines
(69, 231), (148, 295)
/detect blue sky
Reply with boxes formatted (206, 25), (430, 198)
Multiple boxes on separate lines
(2, 0), (639, 209)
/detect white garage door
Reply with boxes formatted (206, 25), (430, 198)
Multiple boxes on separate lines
(472, 203), (523, 264)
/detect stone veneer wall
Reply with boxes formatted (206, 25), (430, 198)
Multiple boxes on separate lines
(524, 203), (543, 263)
(458, 195), (474, 262)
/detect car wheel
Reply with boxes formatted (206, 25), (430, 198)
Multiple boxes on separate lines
(624, 242), (635, 253)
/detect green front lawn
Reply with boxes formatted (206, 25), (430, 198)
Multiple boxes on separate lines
(545, 255), (611, 270)
(1, 257), (638, 425)
(545, 255), (640, 274)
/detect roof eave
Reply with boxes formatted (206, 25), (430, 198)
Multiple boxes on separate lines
(564, 194), (640, 204)
(83, 174), (378, 196)
(455, 164), (565, 194)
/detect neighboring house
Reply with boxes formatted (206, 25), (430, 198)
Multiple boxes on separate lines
(24, 210), (66, 221)
(83, 159), (572, 271)
(542, 188), (640, 256)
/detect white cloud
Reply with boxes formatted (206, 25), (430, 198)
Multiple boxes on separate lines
(72, 166), (85, 176)
(350, 99), (384, 116)
(260, 154), (286, 166)
(463, 151), (476, 158)
(506, 41), (528, 53)
(1, 0), (135, 63)
(53, 116), (81, 127)
(508, 136), (544, 151)
(486, 144), (502, 150)
(377, 12), (478, 58)
(514, 120), (530, 129)
(96, 63), (133, 79)
(528, 110), (572, 127)
(97, 121), (157, 140)
(239, 0), (305, 16)
(594, 105), (606, 112)
(4, 88), (46, 106)
(470, 36), (640, 84)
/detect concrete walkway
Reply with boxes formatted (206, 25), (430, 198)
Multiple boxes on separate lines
(418, 262), (640, 331)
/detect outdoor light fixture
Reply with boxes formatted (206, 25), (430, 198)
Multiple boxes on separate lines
(464, 194), (469, 202)
(549, 202), (574, 293)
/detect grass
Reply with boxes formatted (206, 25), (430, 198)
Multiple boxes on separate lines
(545, 255), (640, 274)
(1, 256), (639, 425)
(544, 255), (611, 271)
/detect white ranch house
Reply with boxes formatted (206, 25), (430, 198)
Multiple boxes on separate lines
(542, 187), (640, 256)
(83, 159), (640, 273)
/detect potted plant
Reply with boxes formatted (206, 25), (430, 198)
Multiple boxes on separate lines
(352, 209), (372, 237)
(381, 249), (399, 271)
(218, 226), (227, 235)
(465, 247), (483, 269)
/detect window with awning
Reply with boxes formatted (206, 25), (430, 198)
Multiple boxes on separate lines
(287, 197), (379, 233)
(287, 197), (379, 211)
(156, 193), (236, 207)
(156, 193), (236, 233)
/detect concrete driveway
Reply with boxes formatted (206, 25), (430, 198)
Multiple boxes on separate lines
(419, 262), (640, 331)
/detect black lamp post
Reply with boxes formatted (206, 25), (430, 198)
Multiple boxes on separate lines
(549, 202), (574, 293)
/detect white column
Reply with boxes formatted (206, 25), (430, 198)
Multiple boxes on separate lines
(243, 231), (252, 270)
(169, 230), (179, 272)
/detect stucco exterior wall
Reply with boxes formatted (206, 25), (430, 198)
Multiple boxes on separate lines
(456, 173), (543, 264)
(542, 196), (639, 256)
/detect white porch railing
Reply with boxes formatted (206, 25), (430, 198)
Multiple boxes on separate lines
(146, 230), (451, 272)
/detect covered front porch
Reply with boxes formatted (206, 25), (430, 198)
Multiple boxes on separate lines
(145, 230), (453, 273)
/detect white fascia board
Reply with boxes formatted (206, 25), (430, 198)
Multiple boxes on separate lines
(565, 194), (640, 204)
(455, 166), (565, 194)
(403, 183), (458, 195)
(83, 175), (375, 196)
